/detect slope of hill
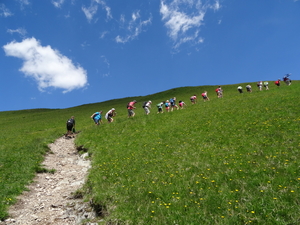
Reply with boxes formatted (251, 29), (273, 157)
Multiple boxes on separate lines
(0, 81), (299, 224)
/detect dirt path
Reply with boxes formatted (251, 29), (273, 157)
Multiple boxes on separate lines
(1, 136), (96, 225)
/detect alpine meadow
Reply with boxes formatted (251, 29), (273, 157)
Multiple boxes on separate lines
(0, 81), (299, 224)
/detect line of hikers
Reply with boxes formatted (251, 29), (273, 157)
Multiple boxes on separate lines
(66, 76), (292, 135)
(237, 76), (292, 93)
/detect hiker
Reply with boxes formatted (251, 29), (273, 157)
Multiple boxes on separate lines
(263, 81), (269, 90)
(170, 97), (178, 111)
(215, 88), (219, 96)
(275, 79), (280, 87)
(246, 84), (252, 92)
(178, 100), (186, 109)
(157, 102), (164, 113)
(217, 86), (223, 98)
(237, 86), (243, 94)
(105, 108), (116, 123)
(165, 100), (170, 112)
(283, 74), (291, 85)
(143, 101), (152, 115)
(190, 95), (197, 104)
(66, 116), (75, 137)
(257, 81), (263, 91)
(90, 111), (103, 125)
(127, 100), (137, 118)
(201, 91), (210, 101)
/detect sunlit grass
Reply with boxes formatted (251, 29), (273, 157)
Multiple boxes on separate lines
(76, 82), (300, 224)
(0, 81), (299, 224)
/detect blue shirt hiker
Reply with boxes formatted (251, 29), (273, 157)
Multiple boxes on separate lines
(91, 111), (103, 125)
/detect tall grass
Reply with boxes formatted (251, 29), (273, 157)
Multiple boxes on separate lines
(0, 81), (299, 224)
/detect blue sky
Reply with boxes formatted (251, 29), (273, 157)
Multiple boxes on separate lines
(1, 0), (299, 111)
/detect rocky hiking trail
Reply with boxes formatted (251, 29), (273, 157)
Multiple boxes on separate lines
(1, 135), (99, 225)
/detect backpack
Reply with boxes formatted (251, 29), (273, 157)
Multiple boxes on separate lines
(142, 101), (147, 108)
(126, 102), (130, 108)
(67, 118), (74, 125)
(170, 98), (174, 103)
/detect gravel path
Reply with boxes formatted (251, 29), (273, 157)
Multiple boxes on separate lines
(1, 135), (96, 225)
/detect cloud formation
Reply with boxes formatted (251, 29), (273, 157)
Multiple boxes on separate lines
(115, 11), (152, 43)
(0, 3), (13, 17)
(160, 0), (220, 48)
(3, 38), (88, 93)
(7, 28), (27, 37)
(82, 0), (112, 22)
(52, 0), (65, 8)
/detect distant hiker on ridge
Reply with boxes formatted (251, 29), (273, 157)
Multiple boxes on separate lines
(246, 84), (252, 92)
(217, 86), (223, 98)
(264, 81), (269, 90)
(237, 86), (243, 94)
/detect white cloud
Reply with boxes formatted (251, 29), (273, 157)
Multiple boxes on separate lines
(0, 4), (13, 17)
(52, 0), (65, 8)
(211, 0), (221, 11)
(115, 11), (152, 43)
(160, 0), (221, 48)
(82, 4), (98, 22)
(100, 31), (108, 39)
(7, 28), (27, 37)
(82, 0), (112, 23)
(3, 38), (88, 93)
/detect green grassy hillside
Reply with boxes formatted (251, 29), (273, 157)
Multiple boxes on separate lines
(0, 81), (299, 224)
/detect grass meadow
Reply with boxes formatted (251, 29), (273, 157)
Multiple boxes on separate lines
(0, 81), (299, 224)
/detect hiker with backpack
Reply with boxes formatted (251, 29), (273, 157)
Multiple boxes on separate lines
(178, 100), (186, 109)
(105, 108), (116, 123)
(275, 79), (281, 87)
(165, 100), (170, 112)
(66, 116), (75, 137)
(257, 81), (263, 91)
(283, 74), (291, 85)
(127, 100), (137, 118)
(263, 81), (269, 90)
(246, 84), (252, 92)
(237, 86), (243, 94)
(216, 86), (223, 98)
(143, 101), (152, 115)
(190, 95), (197, 104)
(201, 91), (210, 101)
(157, 102), (164, 113)
(90, 111), (103, 125)
(170, 97), (178, 111)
